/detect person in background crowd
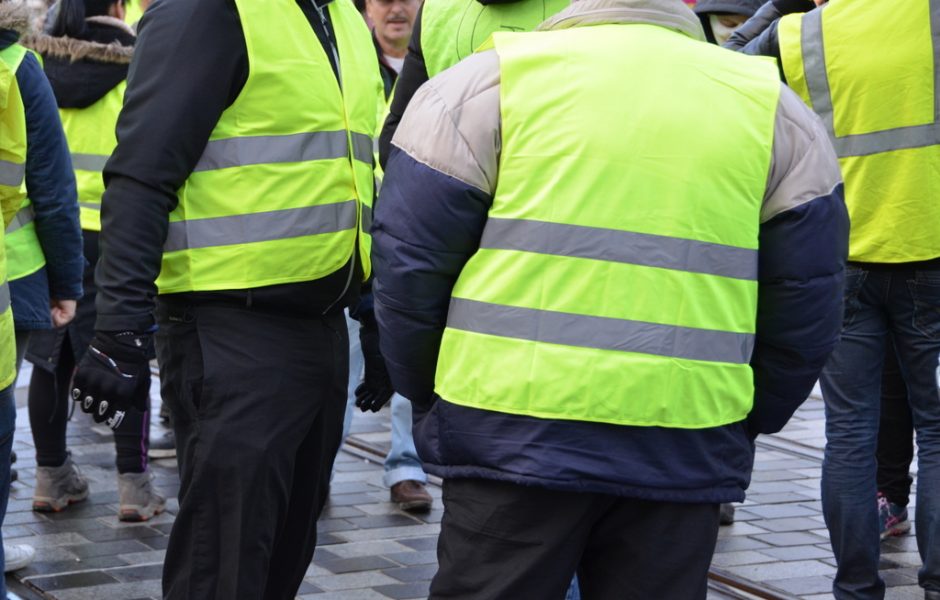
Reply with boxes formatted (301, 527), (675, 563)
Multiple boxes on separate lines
(341, 0), (432, 512)
(728, 1), (940, 598)
(68, 0), (384, 596)
(22, 0), (165, 524)
(876, 340), (914, 540)
(694, 0), (760, 44)
(377, 0), (570, 168)
(0, 0), (84, 573)
(0, 27), (36, 591)
(374, 0), (847, 596)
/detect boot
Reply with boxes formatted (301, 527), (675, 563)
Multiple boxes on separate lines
(33, 456), (89, 512)
(118, 470), (166, 522)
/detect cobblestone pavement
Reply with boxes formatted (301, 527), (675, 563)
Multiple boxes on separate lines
(1, 368), (925, 599)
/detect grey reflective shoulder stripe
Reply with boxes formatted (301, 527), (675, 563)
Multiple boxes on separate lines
(361, 202), (373, 233)
(79, 202), (101, 211)
(71, 153), (109, 172)
(479, 218), (758, 281)
(801, 1), (940, 158)
(4, 205), (34, 234)
(164, 199), (358, 252)
(0, 281), (9, 314)
(446, 298), (755, 365)
(0, 159), (25, 187)
(194, 131), (373, 172)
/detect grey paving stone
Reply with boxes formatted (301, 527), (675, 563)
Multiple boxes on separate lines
(108, 563), (165, 583)
(768, 575), (834, 595)
(727, 559), (836, 581)
(78, 525), (163, 543)
(744, 492), (816, 505)
(64, 540), (152, 559)
(336, 524), (440, 543)
(383, 564), (439, 583)
(320, 505), (368, 519)
(317, 518), (360, 533)
(383, 551), (438, 566)
(51, 580), (163, 600)
(345, 514), (424, 529)
(750, 470), (801, 482)
(316, 556), (400, 574)
(374, 581), (431, 600)
(709, 550), (776, 567)
(309, 571), (400, 591)
(713, 536), (773, 553)
(759, 545), (834, 561)
(16, 555), (127, 578)
(754, 517), (823, 533)
(25, 571), (120, 591)
(753, 531), (830, 547)
(743, 503), (820, 519)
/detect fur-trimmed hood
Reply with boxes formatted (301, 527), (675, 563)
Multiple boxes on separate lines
(0, 0), (32, 48)
(25, 16), (135, 109)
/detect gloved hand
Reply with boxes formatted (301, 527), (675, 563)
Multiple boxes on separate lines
(355, 316), (394, 413)
(72, 331), (152, 430)
(771, 0), (816, 14)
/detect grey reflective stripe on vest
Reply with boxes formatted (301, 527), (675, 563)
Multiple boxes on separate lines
(802, 2), (940, 157)
(0, 159), (24, 187)
(446, 298), (755, 365)
(79, 202), (100, 211)
(164, 199), (358, 252)
(71, 153), (109, 172)
(193, 131), (373, 172)
(480, 218), (757, 281)
(0, 280), (9, 314)
(4, 205), (34, 234)
(361, 203), (373, 233)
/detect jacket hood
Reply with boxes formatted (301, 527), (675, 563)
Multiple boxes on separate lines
(539, 0), (705, 42)
(694, 0), (762, 16)
(0, 0), (31, 50)
(23, 16), (134, 108)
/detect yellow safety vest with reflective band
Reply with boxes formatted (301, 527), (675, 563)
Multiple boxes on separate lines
(779, 0), (940, 263)
(420, 0), (570, 77)
(124, 0), (143, 25)
(435, 25), (780, 429)
(0, 60), (24, 389)
(59, 82), (124, 232)
(0, 44), (46, 281)
(157, 0), (382, 294)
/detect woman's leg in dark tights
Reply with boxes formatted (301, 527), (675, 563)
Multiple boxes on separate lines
(28, 337), (75, 468)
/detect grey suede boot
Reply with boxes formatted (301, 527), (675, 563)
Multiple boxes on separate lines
(33, 456), (89, 512)
(118, 470), (166, 522)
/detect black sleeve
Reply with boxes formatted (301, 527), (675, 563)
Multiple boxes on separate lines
(378, 4), (428, 169)
(95, 0), (248, 332)
(723, 0), (809, 80)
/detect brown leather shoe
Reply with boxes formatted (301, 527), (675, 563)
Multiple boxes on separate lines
(390, 480), (432, 512)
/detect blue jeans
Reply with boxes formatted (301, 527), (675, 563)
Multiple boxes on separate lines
(341, 314), (427, 487)
(0, 383), (17, 598)
(820, 266), (940, 599)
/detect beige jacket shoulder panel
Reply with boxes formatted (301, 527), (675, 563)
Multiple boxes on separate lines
(391, 48), (501, 194)
(763, 83), (843, 223)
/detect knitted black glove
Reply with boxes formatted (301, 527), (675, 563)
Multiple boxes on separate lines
(72, 331), (152, 430)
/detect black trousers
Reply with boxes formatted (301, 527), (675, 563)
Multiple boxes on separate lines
(155, 300), (348, 600)
(431, 478), (720, 600)
(876, 337), (915, 507)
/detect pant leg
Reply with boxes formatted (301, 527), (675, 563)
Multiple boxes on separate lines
(0, 383), (16, 596)
(875, 335), (914, 506)
(28, 335), (73, 468)
(112, 406), (149, 474)
(430, 478), (594, 600)
(14, 330), (30, 375)
(820, 266), (887, 600)
(383, 393), (427, 487)
(340, 310), (362, 443)
(577, 499), (719, 600)
(158, 302), (347, 600)
(891, 268), (940, 593)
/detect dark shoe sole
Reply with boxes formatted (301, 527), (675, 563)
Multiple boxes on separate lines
(398, 499), (432, 512)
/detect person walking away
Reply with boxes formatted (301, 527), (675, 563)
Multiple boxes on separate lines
(340, 0), (432, 512)
(727, 2), (940, 597)
(377, 0), (571, 168)
(0, 46), (35, 594)
(69, 0), (384, 597)
(373, 0), (848, 597)
(0, 0), (84, 571)
(22, 0), (165, 524)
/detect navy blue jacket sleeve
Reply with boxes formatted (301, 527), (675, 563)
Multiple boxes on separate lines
(372, 148), (493, 405)
(748, 184), (848, 436)
(18, 53), (83, 300)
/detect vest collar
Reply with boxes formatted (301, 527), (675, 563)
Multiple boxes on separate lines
(538, 0), (706, 42)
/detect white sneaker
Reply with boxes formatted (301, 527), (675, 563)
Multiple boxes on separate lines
(4, 543), (35, 572)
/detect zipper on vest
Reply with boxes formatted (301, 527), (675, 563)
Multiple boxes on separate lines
(311, 0), (342, 86)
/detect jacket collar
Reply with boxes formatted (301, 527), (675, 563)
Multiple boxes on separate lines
(538, 0), (705, 42)
(0, 0), (31, 42)
(23, 17), (134, 65)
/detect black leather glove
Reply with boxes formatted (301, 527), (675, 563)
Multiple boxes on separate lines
(72, 331), (152, 430)
(355, 315), (394, 413)
(771, 0), (816, 14)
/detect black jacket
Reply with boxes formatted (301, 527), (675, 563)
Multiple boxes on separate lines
(95, 0), (359, 332)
